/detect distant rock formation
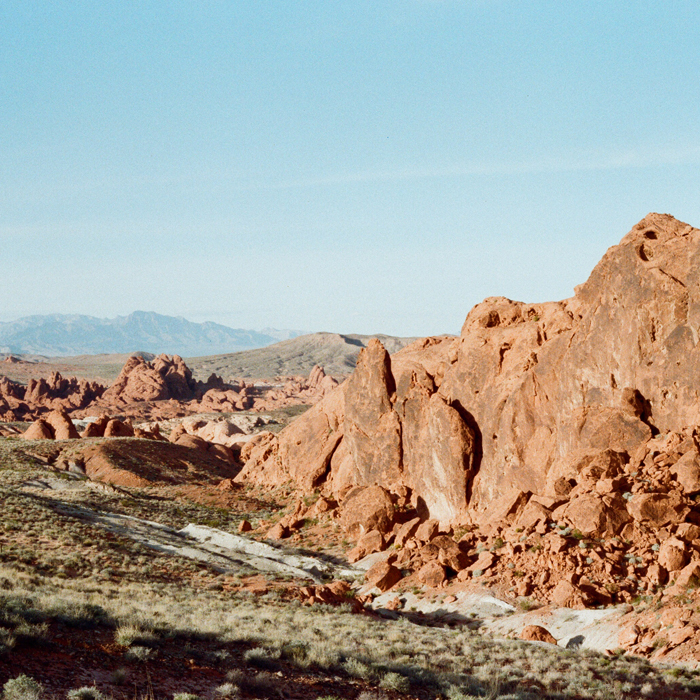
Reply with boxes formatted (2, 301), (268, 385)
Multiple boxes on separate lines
(101, 354), (197, 404)
(3, 351), (340, 422)
(0, 372), (104, 421)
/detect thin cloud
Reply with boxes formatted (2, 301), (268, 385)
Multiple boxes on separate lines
(259, 144), (700, 190)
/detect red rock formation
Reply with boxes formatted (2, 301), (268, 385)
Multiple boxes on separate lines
(21, 419), (55, 440)
(236, 214), (700, 606)
(520, 626), (557, 644)
(240, 215), (700, 518)
(24, 372), (104, 411)
(44, 409), (80, 439)
(0, 370), (103, 420)
(101, 355), (194, 404)
(0, 376), (32, 420)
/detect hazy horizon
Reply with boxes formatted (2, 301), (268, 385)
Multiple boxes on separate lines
(3, 3), (699, 336)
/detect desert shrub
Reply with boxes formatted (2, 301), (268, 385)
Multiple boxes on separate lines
(2, 675), (43, 700)
(243, 646), (280, 670)
(379, 671), (411, 692)
(214, 683), (239, 699)
(238, 672), (279, 695)
(173, 694), (199, 700)
(115, 624), (150, 646)
(343, 657), (376, 681)
(125, 645), (152, 662)
(66, 687), (105, 700)
(0, 627), (16, 652)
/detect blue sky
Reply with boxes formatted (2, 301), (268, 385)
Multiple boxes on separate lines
(2, 1), (700, 336)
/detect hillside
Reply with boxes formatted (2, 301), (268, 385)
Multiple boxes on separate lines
(186, 332), (422, 381)
(0, 311), (302, 357)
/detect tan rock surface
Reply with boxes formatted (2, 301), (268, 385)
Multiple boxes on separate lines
(365, 560), (401, 592)
(22, 419), (54, 440)
(520, 625), (557, 645)
(339, 485), (395, 538)
(44, 409), (80, 439)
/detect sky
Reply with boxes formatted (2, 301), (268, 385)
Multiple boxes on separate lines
(2, 1), (700, 337)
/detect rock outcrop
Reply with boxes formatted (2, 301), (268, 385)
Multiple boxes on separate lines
(236, 214), (700, 606)
(100, 354), (197, 404)
(1, 353), (340, 422)
(239, 214), (700, 517)
(0, 372), (104, 421)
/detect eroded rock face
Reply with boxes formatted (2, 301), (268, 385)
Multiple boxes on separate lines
(239, 213), (700, 529)
(343, 339), (403, 488)
(24, 372), (104, 412)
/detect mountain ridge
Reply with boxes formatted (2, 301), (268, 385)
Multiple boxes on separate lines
(0, 311), (304, 357)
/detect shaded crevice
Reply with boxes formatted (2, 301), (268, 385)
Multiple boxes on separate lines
(497, 343), (512, 373)
(448, 399), (483, 506)
(310, 431), (343, 488)
(623, 388), (658, 437)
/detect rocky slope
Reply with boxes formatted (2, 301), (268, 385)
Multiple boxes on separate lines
(236, 214), (700, 620)
(187, 332), (419, 381)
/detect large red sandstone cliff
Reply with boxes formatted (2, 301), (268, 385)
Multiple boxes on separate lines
(237, 213), (700, 527)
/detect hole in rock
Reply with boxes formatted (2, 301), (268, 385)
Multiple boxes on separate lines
(637, 244), (653, 262)
(643, 230), (658, 239)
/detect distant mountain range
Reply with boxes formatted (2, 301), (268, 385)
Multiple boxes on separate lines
(0, 312), (304, 357)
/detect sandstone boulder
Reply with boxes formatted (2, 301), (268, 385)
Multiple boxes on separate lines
(81, 416), (110, 438)
(658, 537), (688, 572)
(104, 418), (134, 438)
(627, 492), (689, 526)
(175, 434), (210, 452)
(520, 625), (557, 645)
(339, 485), (395, 538)
(22, 419), (54, 440)
(431, 535), (469, 571)
(353, 530), (385, 558)
(365, 560), (402, 592)
(671, 450), (700, 494)
(417, 561), (447, 588)
(266, 522), (290, 540)
(468, 551), (496, 573)
(414, 519), (440, 543)
(550, 580), (584, 608)
(44, 409), (79, 440)
(561, 492), (631, 537)
(675, 561), (700, 588)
